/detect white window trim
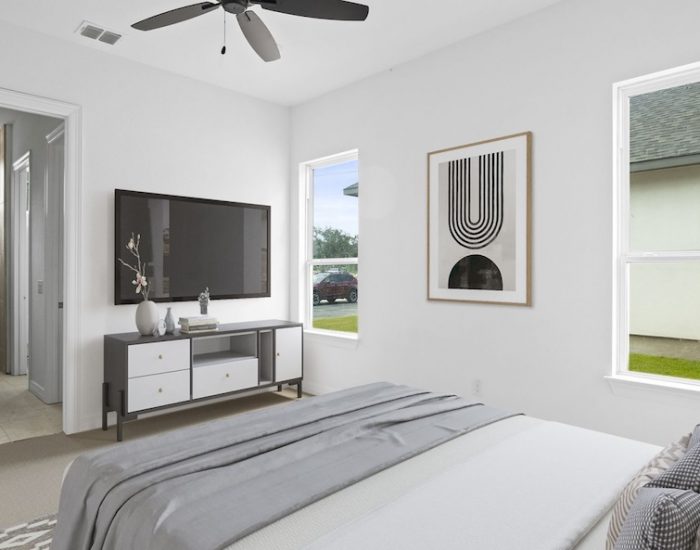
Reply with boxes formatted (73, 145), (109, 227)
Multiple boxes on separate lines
(298, 150), (359, 340)
(611, 60), (700, 391)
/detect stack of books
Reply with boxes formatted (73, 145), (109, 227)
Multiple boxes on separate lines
(179, 316), (219, 334)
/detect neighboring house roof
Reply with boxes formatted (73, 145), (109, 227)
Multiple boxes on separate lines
(630, 82), (700, 171)
(343, 182), (358, 197)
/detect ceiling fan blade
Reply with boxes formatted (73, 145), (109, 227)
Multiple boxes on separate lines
(257, 0), (368, 21)
(236, 11), (281, 62)
(132, 2), (220, 31)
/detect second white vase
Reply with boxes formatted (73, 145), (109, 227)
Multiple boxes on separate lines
(164, 307), (176, 334)
(135, 300), (159, 336)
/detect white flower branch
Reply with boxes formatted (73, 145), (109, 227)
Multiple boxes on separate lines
(118, 232), (150, 300)
(117, 258), (139, 274)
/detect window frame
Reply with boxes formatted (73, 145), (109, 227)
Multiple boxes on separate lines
(299, 149), (359, 338)
(612, 61), (700, 387)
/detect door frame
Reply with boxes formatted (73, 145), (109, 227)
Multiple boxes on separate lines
(0, 88), (82, 434)
(11, 152), (30, 377)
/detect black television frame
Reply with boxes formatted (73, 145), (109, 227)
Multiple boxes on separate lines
(114, 189), (271, 305)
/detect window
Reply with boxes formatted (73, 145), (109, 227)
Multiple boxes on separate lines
(614, 63), (700, 385)
(301, 151), (359, 335)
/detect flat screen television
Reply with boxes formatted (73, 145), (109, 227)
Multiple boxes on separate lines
(114, 189), (270, 305)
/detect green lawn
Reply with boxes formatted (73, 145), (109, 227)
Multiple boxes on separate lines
(313, 315), (358, 333)
(629, 353), (700, 381)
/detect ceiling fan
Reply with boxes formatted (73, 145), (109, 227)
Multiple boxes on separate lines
(131, 0), (370, 62)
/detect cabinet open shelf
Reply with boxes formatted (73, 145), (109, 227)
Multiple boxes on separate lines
(191, 331), (258, 366)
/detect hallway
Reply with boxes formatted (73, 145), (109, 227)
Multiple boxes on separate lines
(0, 371), (62, 443)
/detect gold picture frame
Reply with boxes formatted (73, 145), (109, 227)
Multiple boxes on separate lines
(427, 132), (531, 305)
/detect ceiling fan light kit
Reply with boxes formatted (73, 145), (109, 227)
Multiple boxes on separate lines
(132, 0), (369, 62)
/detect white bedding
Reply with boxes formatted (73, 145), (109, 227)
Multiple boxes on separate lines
(229, 416), (660, 550)
(577, 510), (613, 550)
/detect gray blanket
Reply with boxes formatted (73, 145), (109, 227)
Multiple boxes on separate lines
(52, 382), (518, 550)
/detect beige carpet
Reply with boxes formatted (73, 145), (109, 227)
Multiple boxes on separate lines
(0, 389), (298, 529)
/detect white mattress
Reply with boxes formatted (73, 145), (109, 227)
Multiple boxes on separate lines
(228, 416), (660, 550)
(576, 510), (613, 550)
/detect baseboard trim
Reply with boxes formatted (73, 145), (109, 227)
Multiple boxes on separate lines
(28, 380), (46, 399)
(301, 380), (337, 396)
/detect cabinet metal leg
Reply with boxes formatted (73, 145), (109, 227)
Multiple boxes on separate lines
(297, 381), (302, 399)
(102, 383), (109, 431)
(117, 390), (125, 442)
(277, 384), (282, 392)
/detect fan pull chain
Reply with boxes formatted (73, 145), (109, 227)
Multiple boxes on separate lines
(221, 11), (227, 55)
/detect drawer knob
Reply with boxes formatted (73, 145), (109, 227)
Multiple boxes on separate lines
(158, 354), (163, 360)
(225, 373), (230, 378)
(158, 388), (163, 393)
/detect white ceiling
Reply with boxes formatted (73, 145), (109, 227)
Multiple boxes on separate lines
(0, 0), (563, 105)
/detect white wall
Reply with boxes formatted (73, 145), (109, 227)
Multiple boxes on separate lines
(290, 0), (700, 446)
(0, 19), (290, 431)
(630, 165), (700, 341)
(0, 108), (62, 400)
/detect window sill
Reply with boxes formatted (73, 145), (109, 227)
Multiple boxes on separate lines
(606, 373), (700, 404)
(304, 329), (359, 349)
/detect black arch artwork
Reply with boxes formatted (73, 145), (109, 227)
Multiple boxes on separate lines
(447, 152), (504, 249)
(448, 254), (503, 290)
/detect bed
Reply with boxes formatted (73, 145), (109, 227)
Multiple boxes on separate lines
(52, 383), (662, 550)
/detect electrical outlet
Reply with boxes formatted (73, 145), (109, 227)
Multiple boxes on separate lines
(472, 379), (482, 396)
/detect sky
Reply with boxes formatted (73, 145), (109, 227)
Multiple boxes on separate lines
(313, 159), (358, 236)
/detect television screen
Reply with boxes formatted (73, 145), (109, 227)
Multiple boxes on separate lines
(115, 189), (270, 304)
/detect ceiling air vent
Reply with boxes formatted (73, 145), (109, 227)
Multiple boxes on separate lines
(99, 31), (122, 45)
(76, 21), (122, 46)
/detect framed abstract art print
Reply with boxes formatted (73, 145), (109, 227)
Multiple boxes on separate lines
(427, 132), (531, 305)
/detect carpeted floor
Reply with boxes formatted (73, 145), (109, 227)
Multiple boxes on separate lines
(0, 389), (298, 530)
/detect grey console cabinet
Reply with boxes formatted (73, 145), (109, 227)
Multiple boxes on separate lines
(103, 320), (303, 441)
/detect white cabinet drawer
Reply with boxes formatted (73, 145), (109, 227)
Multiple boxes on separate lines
(128, 340), (190, 378)
(192, 358), (258, 399)
(128, 369), (190, 412)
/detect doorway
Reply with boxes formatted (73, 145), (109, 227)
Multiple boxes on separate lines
(0, 108), (65, 443)
(0, 88), (81, 437)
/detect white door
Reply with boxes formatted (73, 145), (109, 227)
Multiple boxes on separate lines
(44, 125), (64, 403)
(12, 153), (30, 377)
(275, 326), (302, 382)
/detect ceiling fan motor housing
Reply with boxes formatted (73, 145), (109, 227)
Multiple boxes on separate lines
(222, 0), (249, 15)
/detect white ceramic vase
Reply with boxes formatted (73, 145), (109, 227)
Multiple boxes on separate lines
(135, 300), (159, 336)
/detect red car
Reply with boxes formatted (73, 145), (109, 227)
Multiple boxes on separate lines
(313, 272), (358, 305)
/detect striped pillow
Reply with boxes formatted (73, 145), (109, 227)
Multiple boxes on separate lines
(607, 435), (690, 550)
